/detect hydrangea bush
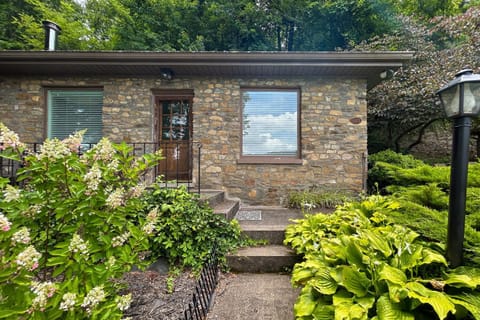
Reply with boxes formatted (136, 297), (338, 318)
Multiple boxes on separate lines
(0, 123), (162, 319)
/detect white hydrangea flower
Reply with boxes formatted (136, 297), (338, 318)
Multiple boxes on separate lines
(84, 163), (102, 193)
(129, 183), (146, 198)
(112, 232), (130, 247)
(106, 256), (116, 269)
(59, 292), (77, 312)
(142, 221), (155, 235)
(62, 130), (85, 152)
(68, 233), (89, 257)
(106, 158), (120, 171)
(0, 123), (25, 150)
(3, 185), (20, 202)
(36, 138), (70, 161)
(16, 245), (41, 271)
(31, 281), (56, 310)
(24, 204), (42, 218)
(81, 286), (106, 314)
(92, 138), (116, 162)
(12, 227), (31, 245)
(115, 294), (132, 311)
(106, 188), (124, 208)
(146, 207), (158, 221)
(0, 213), (11, 232)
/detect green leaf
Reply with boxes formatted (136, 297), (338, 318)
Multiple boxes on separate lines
(341, 266), (371, 297)
(310, 268), (338, 295)
(311, 303), (335, 320)
(378, 264), (407, 285)
(376, 295), (414, 320)
(294, 286), (318, 317)
(345, 239), (366, 267)
(359, 229), (393, 258)
(448, 292), (480, 319)
(355, 296), (376, 310)
(0, 308), (26, 318)
(445, 266), (480, 289)
(405, 281), (455, 320)
(333, 291), (370, 320)
(292, 266), (315, 285)
(419, 247), (447, 267)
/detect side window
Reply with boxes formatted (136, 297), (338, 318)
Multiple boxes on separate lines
(47, 89), (103, 144)
(241, 89), (300, 161)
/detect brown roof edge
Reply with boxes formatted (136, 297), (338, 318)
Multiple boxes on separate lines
(0, 50), (413, 89)
(0, 50), (414, 63)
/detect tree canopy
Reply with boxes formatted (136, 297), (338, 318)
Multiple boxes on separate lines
(0, 0), (407, 51)
(359, 6), (480, 153)
(2, 0), (480, 159)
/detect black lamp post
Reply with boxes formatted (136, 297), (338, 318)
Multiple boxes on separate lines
(436, 69), (480, 267)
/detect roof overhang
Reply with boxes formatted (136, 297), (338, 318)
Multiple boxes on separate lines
(0, 51), (413, 90)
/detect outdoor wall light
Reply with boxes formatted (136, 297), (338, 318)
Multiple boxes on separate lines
(436, 68), (480, 267)
(160, 68), (174, 80)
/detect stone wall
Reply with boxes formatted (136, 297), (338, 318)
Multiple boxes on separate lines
(0, 75), (367, 205)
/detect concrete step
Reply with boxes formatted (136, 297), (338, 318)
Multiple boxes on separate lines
(234, 207), (304, 245)
(200, 190), (240, 220)
(213, 199), (240, 220)
(227, 245), (301, 273)
(199, 190), (226, 208)
(240, 224), (286, 245)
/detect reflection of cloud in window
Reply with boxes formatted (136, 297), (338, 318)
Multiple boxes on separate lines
(243, 112), (297, 155)
(246, 92), (297, 116)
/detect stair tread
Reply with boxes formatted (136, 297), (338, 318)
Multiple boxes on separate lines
(227, 245), (300, 273)
(240, 224), (286, 231)
(230, 245), (296, 257)
(213, 199), (239, 212)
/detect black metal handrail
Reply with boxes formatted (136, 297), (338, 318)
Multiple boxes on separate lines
(181, 245), (220, 320)
(0, 141), (202, 193)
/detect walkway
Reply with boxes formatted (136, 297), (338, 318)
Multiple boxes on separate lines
(207, 273), (299, 320)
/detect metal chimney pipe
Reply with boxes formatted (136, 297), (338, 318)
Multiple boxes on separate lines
(42, 20), (61, 51)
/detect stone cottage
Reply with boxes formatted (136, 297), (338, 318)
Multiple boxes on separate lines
(0, 50), (412, 205)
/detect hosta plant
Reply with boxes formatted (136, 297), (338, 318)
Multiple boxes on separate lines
(0, 123), (162, 319)
(285, 196), (480, 319)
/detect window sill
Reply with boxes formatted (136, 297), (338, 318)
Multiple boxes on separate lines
(237, 156), (303, 165)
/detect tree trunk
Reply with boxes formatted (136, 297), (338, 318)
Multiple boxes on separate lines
(393, 118), (442, 153)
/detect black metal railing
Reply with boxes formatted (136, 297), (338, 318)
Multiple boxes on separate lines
(182, 245), (220, 320)
(0, 141), (202, 194)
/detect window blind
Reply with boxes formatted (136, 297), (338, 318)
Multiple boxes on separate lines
(242, 90), (299, 156)
(47, 90), (103, 144)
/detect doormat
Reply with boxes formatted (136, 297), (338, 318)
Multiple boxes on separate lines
(235, 210), (262, 221)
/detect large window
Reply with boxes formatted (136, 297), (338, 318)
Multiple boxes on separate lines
(241, 89), (300, 163)
(47, 89), (103, 144)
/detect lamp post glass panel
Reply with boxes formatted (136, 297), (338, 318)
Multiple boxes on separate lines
(436, 69), (480, 267)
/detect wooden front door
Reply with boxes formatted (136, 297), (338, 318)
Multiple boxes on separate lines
(155, 91), (193, 181)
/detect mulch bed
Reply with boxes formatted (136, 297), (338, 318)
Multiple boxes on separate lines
(120, 270), (198, 320)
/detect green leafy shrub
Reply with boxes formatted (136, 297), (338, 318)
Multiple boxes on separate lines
(142, 185), (246, 273)
(367, 151), (480, 266)
(387, 183), (449, 211)
(368, 150), (425, 191)
(285, 196), (480, 320)
(288, 187), (358, 211)
(369, 150), (425, 168)
(0, 124), (161, 319)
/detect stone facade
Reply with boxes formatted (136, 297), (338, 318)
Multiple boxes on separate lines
(0, 75), (367, 205)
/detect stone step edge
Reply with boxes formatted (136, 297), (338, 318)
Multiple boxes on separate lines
(213, 199), (240, 220)
(226, 245), (301, 273)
